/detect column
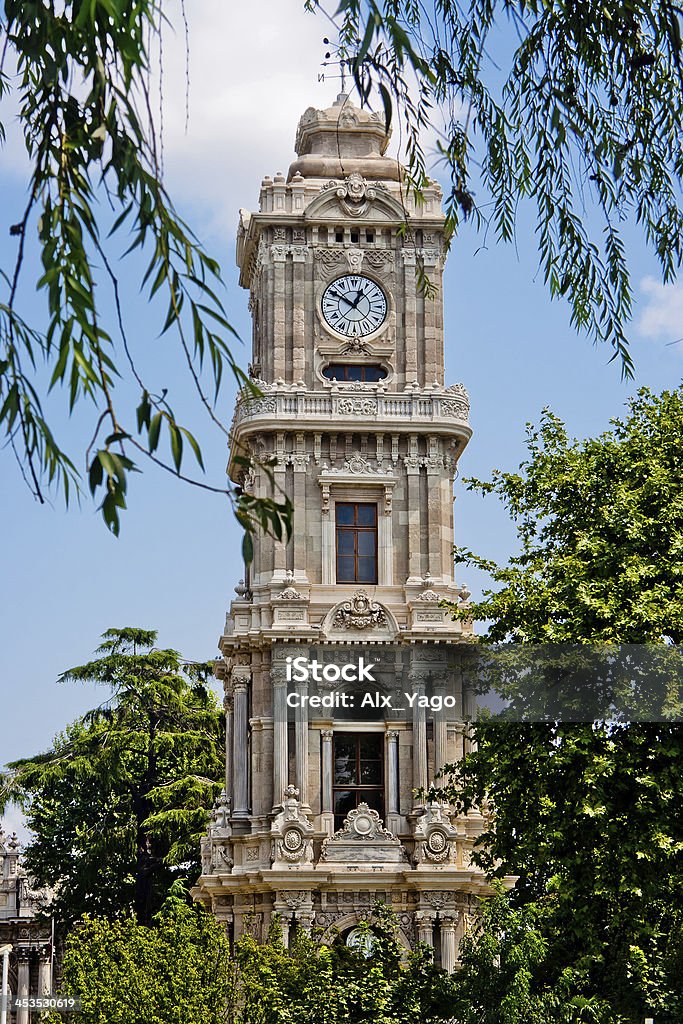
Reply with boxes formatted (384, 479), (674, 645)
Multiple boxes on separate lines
(321, 730), (334, 833)
(378, 484), (394, 585)
(295, 680), (309, 808)
(386, 730), (400, 832)
(440, 914), (458, 973)
(402, 248), (418, 381)
(37, 954), (51, 996)
(272, 668), (289, 811)
(16, 954), (30, 1024)
(320, 483), (334, 584)
(411, 676), (428, 811)
(223, 693), (233, 804)
(432, 684), (447, 788)
(232, 676), (250, 820)
(415, 910), (435, 947)
(426, 436), (443, 580)
(405, 436), (422, 581)
(273, 433), (287, 576)
(292, 436), (308, 579)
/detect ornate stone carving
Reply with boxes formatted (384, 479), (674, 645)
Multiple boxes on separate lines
(338, 397), (377, 415)
(278, 587), (303, 600)
(314, 247), (345, 278)
(416, 589), (441, 602)
(332, 591), (387, 630)
(279, 890), (309, 910)
(364, 249), (395, 271)
(326, 172), (387, 217)
(270, 785), (314, 866)
(321, 804), (407, 864)
(343, 452), (377, 474)
(413, 804), (459, 866)
(345, 247), (364, 272)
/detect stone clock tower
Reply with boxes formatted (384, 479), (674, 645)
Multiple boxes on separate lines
(193, 94), (493, 970)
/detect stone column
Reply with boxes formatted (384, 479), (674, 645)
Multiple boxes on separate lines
(440, 914), (458, 973)
(425, 436), (443, 579)
(16, 953), (30, 1024)
(432, 683), (447, 788)
(320, 483), (334, 584)
(415, 910), (435, 947)
(405, 438), (422, 581)
(386, 730), (400, 832)
(411, 676), (428, 811)
(402, 248), (418, 381)
(273, 432), (287, 576)
(292, 438), (309, 579)
(272, 667), (289, 811)
(321, 730), (333, 812)
(232, 676), (250, 821)
(295, 680), (309, 808)
(37, 954), (52, 996)
(223, 693), (233, 803)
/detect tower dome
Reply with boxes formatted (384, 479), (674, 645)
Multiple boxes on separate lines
(288, 93), (401, 181)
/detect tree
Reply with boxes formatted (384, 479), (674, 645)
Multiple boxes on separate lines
(431, 388), (683, 1020)
(455, 386), (683, 643)
(3, 2), (683, 535)
(43, 882), (234, 1024)
(0, 627), (224, 927)
(316, 0), (683, 376)
(0, 0), (290, 545)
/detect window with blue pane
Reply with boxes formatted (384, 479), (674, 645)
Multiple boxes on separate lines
(333, 732), (384, 830)
(322, 364), (387, 382)
(335, 502), (378, 584)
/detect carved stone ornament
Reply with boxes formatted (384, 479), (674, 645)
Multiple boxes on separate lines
(209, 789), (232, 835)
(332, 590), (387, 630)
(338, 397), (377, 416)
(270, 785), (314, 866)
(322, 172), (387, 217)
(413, 803), (458, 866)
(416, 589), (441, 602)
(321, 803), (407, 864)
(278, 587), (303, 600)
(344, 452), (378, 475)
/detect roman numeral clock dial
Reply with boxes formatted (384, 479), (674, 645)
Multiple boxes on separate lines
(321, 274), (388, 337)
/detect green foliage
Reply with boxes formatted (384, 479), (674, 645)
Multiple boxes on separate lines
(0, 1), (291, 548)
(455, 386), (683, 644)
(233, 905), (455, 1024)
(439, 725), (683, 1020)
(314, 1), (683, 373)
(43, 882), (234, 1024)
(0, 627), (224, 927)
(428, 387), (683, 1019)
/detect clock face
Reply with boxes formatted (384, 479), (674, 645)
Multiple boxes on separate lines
(321, 275), (387, 338)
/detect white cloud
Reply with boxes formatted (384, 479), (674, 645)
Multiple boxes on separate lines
(638, 276), (683, 345)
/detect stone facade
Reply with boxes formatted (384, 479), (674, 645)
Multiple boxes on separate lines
(0, 826), (52, 1024)
(192, 94), (499, 970)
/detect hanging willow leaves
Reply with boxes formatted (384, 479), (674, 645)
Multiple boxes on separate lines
(311, 0), (683, 376)
(0, 0), (291, 548)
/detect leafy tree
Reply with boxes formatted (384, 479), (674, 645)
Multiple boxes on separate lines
(0, 627), (224, 927)
(432, 387), (683, 1020)
(455, 386), (683, 643)
(0, 0), (291, 545)
(316, 0), (683, 375)
(43, 882), (234, 1024)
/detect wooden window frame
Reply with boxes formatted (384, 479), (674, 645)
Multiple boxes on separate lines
(332, 731), (385, 830)
(335, 502), (378, 584)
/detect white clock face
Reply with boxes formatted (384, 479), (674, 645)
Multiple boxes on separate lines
(321, 275), (387, 338)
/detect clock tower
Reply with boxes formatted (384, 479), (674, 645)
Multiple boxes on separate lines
(193, 94), (492, 969)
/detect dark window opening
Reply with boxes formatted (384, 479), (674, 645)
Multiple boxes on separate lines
(335, 229), (344, 243)
(366, 230), (375, 243)
(323, 364), (387, 383)
(336, 502), (378, 584)
(350, 230), (360, 243)
(333, 732), (384, 830)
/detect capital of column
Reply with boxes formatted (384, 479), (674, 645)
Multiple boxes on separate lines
(321, 729), (333, 741)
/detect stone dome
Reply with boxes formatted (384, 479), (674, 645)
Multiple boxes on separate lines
(287, 93), (401, 182)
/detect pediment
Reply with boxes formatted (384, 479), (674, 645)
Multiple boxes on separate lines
(320, 804), (407, 863)
(304, 174), (407, 223)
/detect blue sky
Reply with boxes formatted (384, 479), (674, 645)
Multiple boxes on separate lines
(1, 0), (681, 837)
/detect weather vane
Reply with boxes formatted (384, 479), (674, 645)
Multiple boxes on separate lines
(319, 37), (352, 90)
